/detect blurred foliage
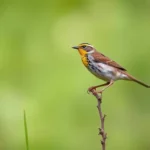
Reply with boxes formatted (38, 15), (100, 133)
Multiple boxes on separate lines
(0, 0), (150, 150)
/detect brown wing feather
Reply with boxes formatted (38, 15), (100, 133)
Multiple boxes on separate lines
(92, 51), (126, 71)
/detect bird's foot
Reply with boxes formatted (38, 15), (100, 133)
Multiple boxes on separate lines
(87, 86), (97, 94)
(97, 90), (103, 94)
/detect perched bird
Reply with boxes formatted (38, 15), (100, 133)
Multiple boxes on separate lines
(72, 43), (150, 93)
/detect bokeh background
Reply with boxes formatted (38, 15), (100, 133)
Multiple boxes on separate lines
(0, 0), (150, 150)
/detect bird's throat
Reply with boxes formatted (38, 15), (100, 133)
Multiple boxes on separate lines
(78, 49), (88, 67)
(78, 49), (87, 56)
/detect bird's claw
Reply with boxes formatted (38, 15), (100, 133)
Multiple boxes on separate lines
(87, 87), (96, 94)
(97, 90), (103, 94)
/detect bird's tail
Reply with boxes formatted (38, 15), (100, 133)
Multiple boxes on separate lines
(127, 73), (150, 88)
(132, 78), (150, 88)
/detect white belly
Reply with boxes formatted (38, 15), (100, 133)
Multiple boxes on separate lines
(87, 62), (128, 81)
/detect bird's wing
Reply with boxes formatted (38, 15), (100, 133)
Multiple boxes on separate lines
(91, 51), (126, 71)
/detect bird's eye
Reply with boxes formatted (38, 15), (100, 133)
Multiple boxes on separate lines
(82, 45), (86, 48)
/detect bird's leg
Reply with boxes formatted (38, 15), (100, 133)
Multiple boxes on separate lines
(98, 80), (114, 94)
(88, 82), (110, 93)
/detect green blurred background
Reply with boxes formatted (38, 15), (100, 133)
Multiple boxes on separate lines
(0, 0), (150, 150)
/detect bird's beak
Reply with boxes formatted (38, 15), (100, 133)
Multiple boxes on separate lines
(72, 46), (79, 50)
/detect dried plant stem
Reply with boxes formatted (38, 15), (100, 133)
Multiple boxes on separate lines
(91, 90), (107, 150)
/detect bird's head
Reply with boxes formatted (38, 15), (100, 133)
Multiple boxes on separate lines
(72, 43), (95, 56)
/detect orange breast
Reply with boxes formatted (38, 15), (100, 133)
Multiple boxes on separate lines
(81, 56), (88, 67)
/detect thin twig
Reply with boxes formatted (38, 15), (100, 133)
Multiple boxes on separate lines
(91, 90), (107, 150)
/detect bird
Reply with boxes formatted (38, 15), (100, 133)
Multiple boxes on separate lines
(72, 43), (150, 93)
